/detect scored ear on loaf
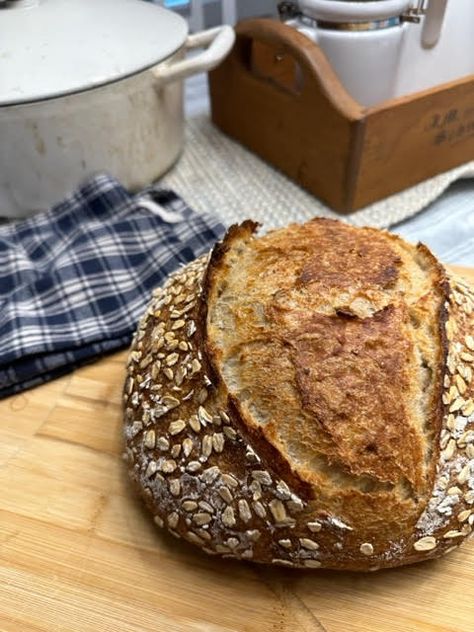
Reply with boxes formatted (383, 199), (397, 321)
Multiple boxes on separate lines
(123, 218), (474, 571)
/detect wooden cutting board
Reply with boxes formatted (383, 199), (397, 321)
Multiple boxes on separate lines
(2, 266), (474, 632)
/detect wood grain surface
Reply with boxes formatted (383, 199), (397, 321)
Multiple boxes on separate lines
(2, 267), (474, 632)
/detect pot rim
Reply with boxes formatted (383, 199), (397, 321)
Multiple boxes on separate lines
(0, 52), (178, 109)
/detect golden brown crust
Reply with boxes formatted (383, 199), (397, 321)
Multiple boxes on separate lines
(297, 218), (402, 291)
(289, 304), (422, 486)
(123, 219), (474, 571)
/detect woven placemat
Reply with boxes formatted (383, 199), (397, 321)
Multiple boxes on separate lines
(161, 115), (474, 230)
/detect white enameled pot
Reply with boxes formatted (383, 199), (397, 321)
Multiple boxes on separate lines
(0, 0), (235, 217)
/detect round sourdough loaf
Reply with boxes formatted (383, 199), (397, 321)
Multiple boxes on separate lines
(123, 219), (474, 571)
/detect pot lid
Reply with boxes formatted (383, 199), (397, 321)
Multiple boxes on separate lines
(0, 0), (189, 106)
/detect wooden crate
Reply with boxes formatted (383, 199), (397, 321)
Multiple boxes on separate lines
(209, 18), (474, 214)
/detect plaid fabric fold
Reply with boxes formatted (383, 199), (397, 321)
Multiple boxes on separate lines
(0, 174), (225, 398)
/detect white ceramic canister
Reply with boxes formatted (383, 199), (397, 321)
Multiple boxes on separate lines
(287, 0), (412, 107)
(287, 0), (473, 107)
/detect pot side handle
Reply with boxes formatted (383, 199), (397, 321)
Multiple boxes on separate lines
(153, 25), (235, 85)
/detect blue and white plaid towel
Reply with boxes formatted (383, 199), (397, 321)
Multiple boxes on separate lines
(0, 174), (225, 398)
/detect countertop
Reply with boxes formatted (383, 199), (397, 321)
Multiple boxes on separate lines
(2, 267), (474, 632)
